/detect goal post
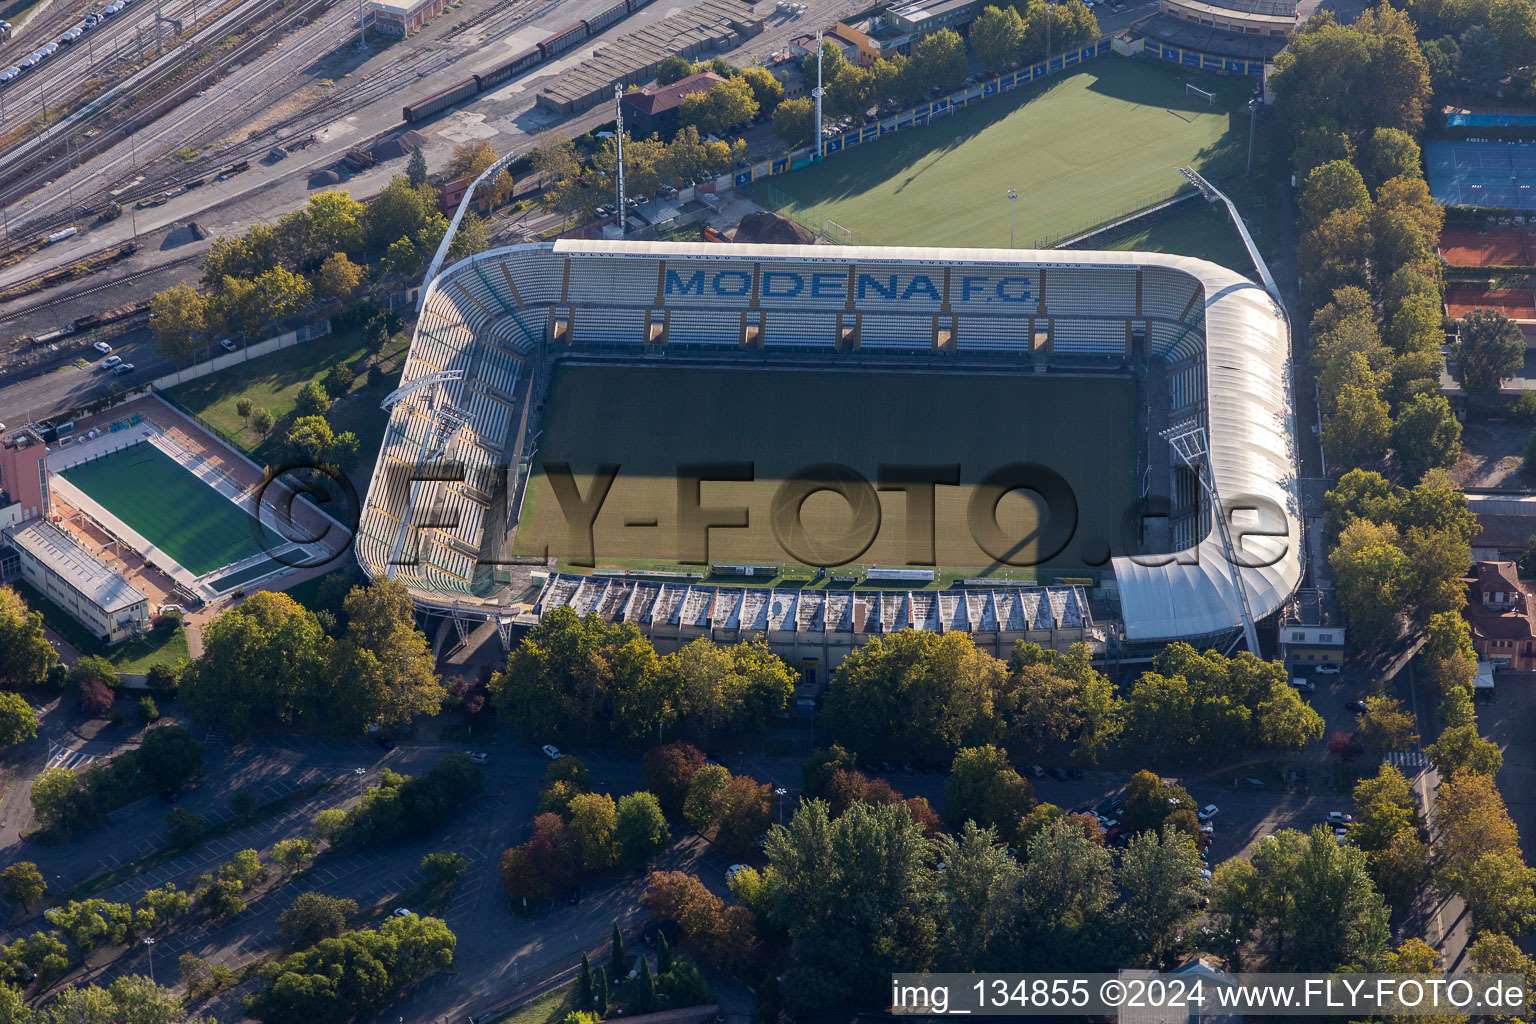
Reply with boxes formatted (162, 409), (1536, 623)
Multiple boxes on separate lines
(1185, 82), (1215, 106)
(823, 220), (853, 244)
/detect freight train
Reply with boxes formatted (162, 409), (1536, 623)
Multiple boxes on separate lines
(402, 0), (644, 123)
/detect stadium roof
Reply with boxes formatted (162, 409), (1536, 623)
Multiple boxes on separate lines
(11, 519), (146, 614)
(1138, 13), (1291, 60)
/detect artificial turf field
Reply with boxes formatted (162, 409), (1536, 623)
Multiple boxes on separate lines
(765, 57), (1254, 248)
(514, 364), (1137, 577)
(62, 442), (285, 577)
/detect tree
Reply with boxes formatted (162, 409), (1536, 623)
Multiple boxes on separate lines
(295, 380), (333, 419)
(908, 27), (967, 91)
(1458, 23), (1503, 92)
(642, 742), (704, 809)
(322, 361), (355, 400)
(1325, 381), (1393, 468)
(971, 5), (1025, 69)
(1462, 850), (1536, 936)
(163, 807), (207, 846)
(1255, 679), (1326, 754)
(1470, 931), (1536, 1009)
(421, 851), (467, 887)
(1423, 611), (1477, 694)
(739, 65), (784, 114)
(1427, 724), (1503, 778)
(568, 792), (619, 871)
(1392, 393), (1461, 479)
(365, 176), (440, 250)
(249, 406), (274, 435)
(1270, 6), (1430, 140)
(824, 630), (1003, 755)
(285, 415), (335, 466)
(610, 921), (626, 977)
(656, 55), (694, 84)
(277, 893), (357, 947)
(500, 813), (577, 906)
(406, 145), (428, 186)
(0, 586), (57, 692)
(1434, 770), (1522, 895)
(1116, 827), (1208, 964)
(338, 580), (445, 728)
(77, 676), (114, 718)
(1361, 126), (1423, 190)
(1457, 308), (1526, 395)
(0, 692), (37, 749)
(1300, 160), (1372, 233)
(149, 284), (208, 363)
(0, 863), (44, 909)
(448, 139), (497, 181)
(614, 791), (671, 868)
(772, 96), (816, 148)
(677, 77), (758, 136)
(280, 190), (366, 269)
(272, 838), (317, 873)
(945, 745), (1035, 838)
(1330, 519), (1408, 649)
(1357, 696), (1419, 758)
(316, 252), (363, 301)
(311, 808), (348, 844)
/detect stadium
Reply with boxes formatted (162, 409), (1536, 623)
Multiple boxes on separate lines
(356, 237), (1301, 664)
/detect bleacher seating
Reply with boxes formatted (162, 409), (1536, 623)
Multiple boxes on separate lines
(1140, 266), (1203, 321)
(756, 264), (844, 310)
(667, 310), (740, 346)
(570, 307), (648, 346)
(1050, 318), (1125, 357)
(566, 256), (657, 306)
(858, 314), (929, 349)
(763, 312), (837, 348)
(1170, 361), (1205, 412)
(956, 316), (1032, 352)
(1041, 267), (1137, 317)
(851, 264), (945, 313)
(656, 261), (757, 308)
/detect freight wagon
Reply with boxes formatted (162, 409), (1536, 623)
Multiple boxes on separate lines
(401, 77), (477, 123)
(537, 21), (588, 58)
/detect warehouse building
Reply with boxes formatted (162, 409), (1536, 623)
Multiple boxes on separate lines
(8, 519), (149, 644)
(366, 0), (449, 36)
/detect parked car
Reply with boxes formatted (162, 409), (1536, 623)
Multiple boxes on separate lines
(726, 864), (748, 881)
(541, 744), (561, 760)
(93, 340), (112, 354)
(878, 761), (896, 773)
(1198, 804), (1220, 821)
(1315, 663), (1341, 675)
(1346, 699), (1368, 713)
(1027, 764), (1045, 778)
(101, 355), (122, 369)
(219, 337), (238, 352)
(1327, 810), (1353, 825)
(111, 362), (135, 375)
(1045, 767), (1068, 782)
(466, 751), (488, 764)
(392, 908), (413, 918)
(1289, 677), (1316, 694)
(1242, 777), (1266, 791)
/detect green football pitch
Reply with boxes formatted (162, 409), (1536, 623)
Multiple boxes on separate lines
(761, 58), (1254, 248)
(514, 364), (1138, 577)
(62, 442), (286, 577)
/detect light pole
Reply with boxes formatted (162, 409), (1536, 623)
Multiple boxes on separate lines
(1246, 98), (1258, 177)
(774, 787), (787, 826)
(143, 937), (155, 982)
(1007, 188), (1017, 248)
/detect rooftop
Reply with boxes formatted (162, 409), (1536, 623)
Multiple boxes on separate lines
(620, 71), (726, 116)
(1172, 0), (1296, 17)
(10, 519), (146, 614)
(1280, 588), (1344, 628)
(887, 0), (981, 24)
(1, 425), (45, 453)
(1139, 13), (1291, 59)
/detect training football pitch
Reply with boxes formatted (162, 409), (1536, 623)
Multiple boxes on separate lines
(514, 364), (1138, 579)
(762, 58), (1254, 248)
(62, 442), (285, 576)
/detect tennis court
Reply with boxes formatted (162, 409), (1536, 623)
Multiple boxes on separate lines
(62, 442), (286, 577)
(1426, 140), (1536, 209)
(1439, 226), (1536, 266)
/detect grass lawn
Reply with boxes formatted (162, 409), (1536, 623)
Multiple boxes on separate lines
(62, 442), (285, 576)
(489, 980), (579, 1024)
(165, 329), (409, 459)
(13, 580), (188, 672)
(516, 363), (1136, 575)
(762, 57), (1257, 248)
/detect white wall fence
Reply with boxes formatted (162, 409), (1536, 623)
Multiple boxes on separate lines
(148, 320), (332, 391)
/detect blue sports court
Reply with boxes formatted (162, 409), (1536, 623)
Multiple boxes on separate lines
(1426, 139), (1536, 209)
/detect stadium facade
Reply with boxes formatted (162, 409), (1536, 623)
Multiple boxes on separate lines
(357, 239), (1300, 658)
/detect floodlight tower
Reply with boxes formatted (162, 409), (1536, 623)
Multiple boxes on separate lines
(614, 84), (626, 236)
(1162, 419), (1261, 654)
(813, 30), (824, 160)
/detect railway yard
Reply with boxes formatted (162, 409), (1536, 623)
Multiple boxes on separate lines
(0, 0), (881, 306)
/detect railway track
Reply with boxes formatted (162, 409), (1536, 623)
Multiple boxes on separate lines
(0, 251), (198, 324)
